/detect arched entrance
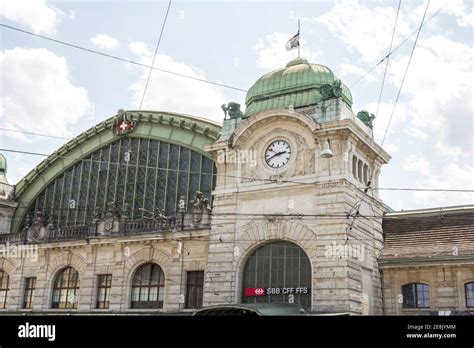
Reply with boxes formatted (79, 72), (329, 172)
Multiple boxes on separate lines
(241, 241), (311, 307)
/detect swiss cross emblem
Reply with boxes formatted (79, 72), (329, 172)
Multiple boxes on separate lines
(114, 109), (136, 135)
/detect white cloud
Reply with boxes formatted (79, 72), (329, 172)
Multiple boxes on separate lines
(412, 163), (474, 207)
(253, 32), (322, 70)
(317, 0), (413, 63)
(364, 101), (408, 144)
(0, 0), (60, 35)
(403, 153), (431, 176)
(0, 48), (92, 140)
(432, 0), (474, 28)
(388, 35), (473, 152)
(336, 63), (378, 84)
(127, 42), (231, 122)
(0, 122), (32, 143)
(404, 126), (428, 140)
(90, 34), (119, 50)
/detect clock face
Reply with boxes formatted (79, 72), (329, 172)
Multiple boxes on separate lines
(265, 140), (291, 169)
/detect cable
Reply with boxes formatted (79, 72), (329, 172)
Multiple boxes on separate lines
(0, 23), (247, 93)
(381, 0), (430, 148)
(362, 0), (431, 197)
(349, 0), (448, 89)
(0, 127), (70, 140)
(2, 147), (473, 193)
(139, 0), (172, 110)
(373, 0), (401, 128)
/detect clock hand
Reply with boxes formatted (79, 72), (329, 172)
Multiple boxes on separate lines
(266, 151), (286, 161)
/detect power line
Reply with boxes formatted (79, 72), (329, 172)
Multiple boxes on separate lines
(373, 0), (401, 128)
(380, 0), (430, 148)
(0, 127), (70, 140)
(0, 23), (248, 93)
(348, 0), (448, 89)
(363, 0), (431, 196)
(1, 147), (473, 193)
(139, 0), (172, 110)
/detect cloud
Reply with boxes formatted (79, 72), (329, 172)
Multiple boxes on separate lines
(336, 63), (378, 84)
(412, 163), (474, 207)
(434, 0), (474, 28)
(364, 101), (408, 144)
(253, 32), (322, 70)
(403, 153), (431, 176)
(317, 0), (413, 63)
(388, 35), (473, 153)
(0, 48), (92, 140)
(0, 0), (60, 35)
(127, 42), (231, 122)
(90, 34), (120, 50)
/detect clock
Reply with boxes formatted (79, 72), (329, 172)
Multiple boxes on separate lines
(265, 140), (291, 169)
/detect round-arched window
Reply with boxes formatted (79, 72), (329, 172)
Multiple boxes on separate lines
(131, 263), (165, 309)
(242, 241), (311, 307)
(52, 267), (80, 309)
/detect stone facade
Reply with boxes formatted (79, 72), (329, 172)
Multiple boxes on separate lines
(203, 108), (389, 314)
(382, 265), (474, 315)
(380, 206), (474, 315)
(0, 229), (210, 313)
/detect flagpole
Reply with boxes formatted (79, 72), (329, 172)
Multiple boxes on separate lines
(298, 19), (300, 58)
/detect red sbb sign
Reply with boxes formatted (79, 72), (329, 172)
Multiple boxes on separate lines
(244, 287), (266, 297)
(244, 287), (311, 296)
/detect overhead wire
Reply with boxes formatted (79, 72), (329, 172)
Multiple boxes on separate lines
(138, 0), (172, 111)
(348, 0), (449, 89)
(1, 147), (473, 193)
(0, 23), (247, 93)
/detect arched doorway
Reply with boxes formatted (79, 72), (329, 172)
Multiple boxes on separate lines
(241, 241), (311, 307)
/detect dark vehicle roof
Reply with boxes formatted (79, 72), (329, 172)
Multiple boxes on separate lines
(193, 303), (309, 316)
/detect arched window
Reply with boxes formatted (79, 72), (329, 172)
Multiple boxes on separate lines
(131, 263), (165, 309)
(402, 283), (430, 308)
(52, 267), (80, 309)
(242, 241), (312, 307)
(465, 282), (474, 307)
(0, 270), (9, 309)
(357, 160), (363, 182)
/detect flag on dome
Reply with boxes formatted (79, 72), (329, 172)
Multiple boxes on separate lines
(285, 32), (299, 51)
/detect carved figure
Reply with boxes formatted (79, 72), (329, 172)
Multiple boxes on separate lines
(221, 102), (243, 120)
(318, 79), (342, 100)
(356, 110), (376, 128)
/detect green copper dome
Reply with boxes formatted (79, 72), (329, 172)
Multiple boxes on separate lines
(0, 153), (8, 185)
(244, 57), (352, 118)
(0, 153), (6, 173)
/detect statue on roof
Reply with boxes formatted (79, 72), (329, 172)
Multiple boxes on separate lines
(318, 79), (342, 101)
(356, 111), (376, 129)
(221, 102), (243, 120)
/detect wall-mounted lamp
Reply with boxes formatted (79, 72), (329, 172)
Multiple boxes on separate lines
(320, 140), (333, 158)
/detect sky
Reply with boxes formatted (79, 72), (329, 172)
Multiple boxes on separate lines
(0, 0), (473, 211)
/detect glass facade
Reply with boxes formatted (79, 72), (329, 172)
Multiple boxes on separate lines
(21, 138), (215, 230)
(242, 241), (312, 307)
